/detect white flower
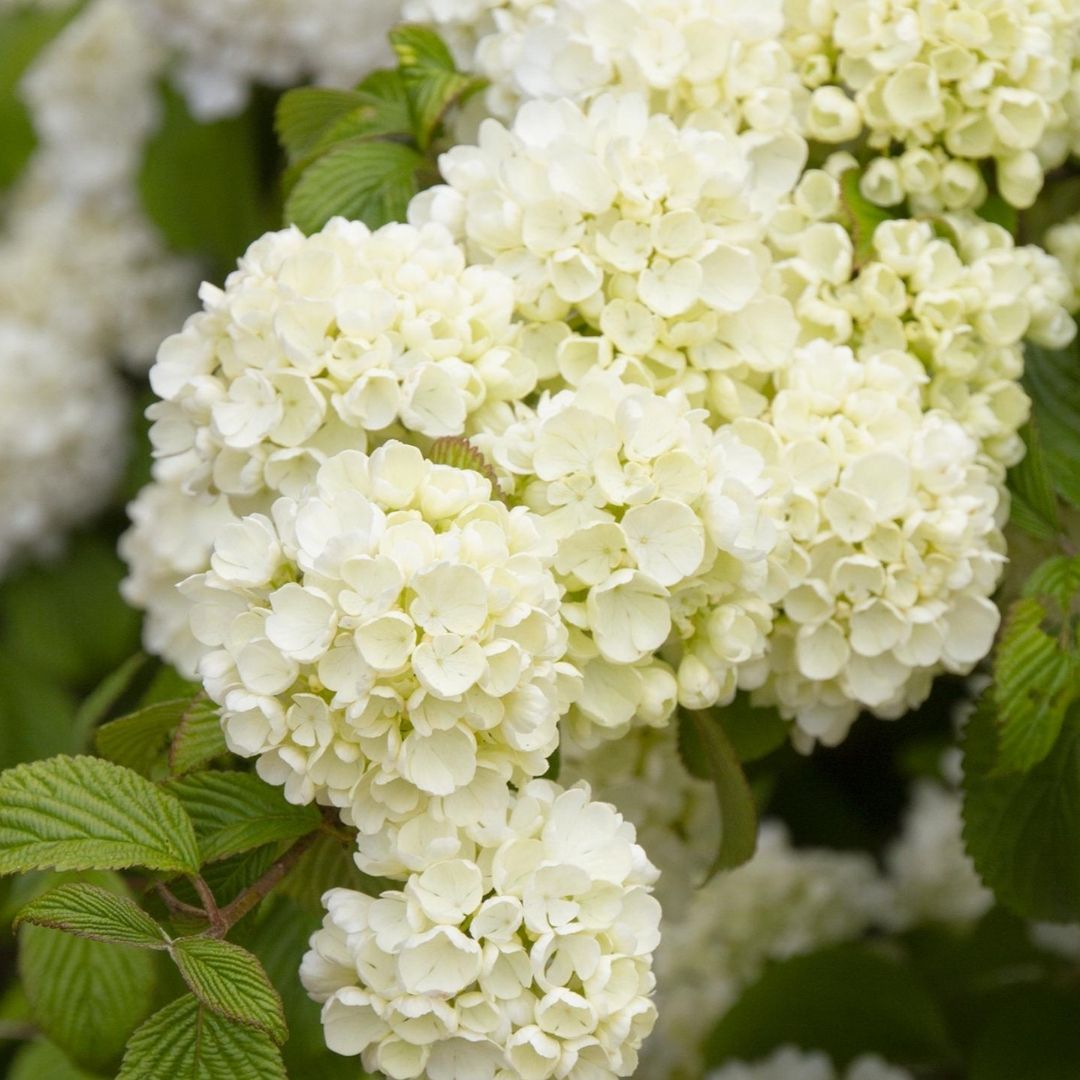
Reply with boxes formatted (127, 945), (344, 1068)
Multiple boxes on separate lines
(411, 91), (806, 415)
(148, 218), (536, 499)
(0, 317), (128, 576)
(707, 1047), (914, 1080)
(184, 443), (576, 858)
(302, 780), (660, 1080)
(134, 0), (403, 119)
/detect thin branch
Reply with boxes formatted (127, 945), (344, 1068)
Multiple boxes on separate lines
(155, 883), (208, 921)
(189, 874), (225, 935)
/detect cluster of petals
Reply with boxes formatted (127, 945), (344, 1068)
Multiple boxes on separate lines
(483, 371), (777, 742)
(133, 0), (402, 119)
(182, 443), (575, 851)
(411, 92), (807, 417)
(737, 340), (1005, 746)
(0, 317), (128, 574)
(301, 780), (660, 1080)
(148, 218), (536, 501)
(783, 0), (1080, 208)
(708, 1047), (914, 1080)
(767, 162), (1075, 470)
(406, 0), (803, 137)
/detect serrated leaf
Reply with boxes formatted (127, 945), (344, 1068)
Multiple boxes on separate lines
(1026, 341), (1080, 508)
(429, 436), (500, 489)
(839, 167), (897, 267)
(390, 24), (487, 149)
(96, 696), (212, 779)
(285, 139), (430, 234)
(20, 924), (156, 1071)
(165, 772), (319, 864)
(15, 884), (168, 949)
(683, 710), (758, 877)
(963, 696), (1080, 921)
(0, 755), (200, 876)
(275, 87), (373, 161)
(117, 995), (286, 1080)
(1008, 420), (1061, 541)
(168, 700), (226, 776)
(171, 938), (286, 1044)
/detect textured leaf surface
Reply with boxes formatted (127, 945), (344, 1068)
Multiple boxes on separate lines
(15, 883), (168, 948)
(171, 939), (287, 1044)
(165, 771), (319, 864)
(117, 995), (286, 1080)
(96, 699), (192, 778)
(167, 699), (226, 776)
(0, 755), (199, 875)
(1026, 342), (1080, 508)
(1008, 421), (1061, 541)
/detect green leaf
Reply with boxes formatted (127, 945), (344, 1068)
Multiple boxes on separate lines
(0, 656), (77, 771)
(20, 924), (156, 1071)
(681, 710), (758, 877)
(1008, 421), (1062, 541)
(428, 436), (500, 490)
(390, 24), (487, 149)
(838, 166), (898, 267)
(117, 995), (286, 1080)
(992, 555), (1080, 774)
(277, 833), (387, 914)
(72, 654), (156, 749)
(140, 83), (277, 275)
(0, 755), (200, 876)
(285, 139), (430, 234)
(8, 1039), (107, 1080)
(705, 942), (954, 1069)
(165, 772), (319, 864)
(1025, 342), (1080, 508)
(171, 939), (286, 1044)
(716, 694), (790, 763)
(15, 884), (168, 949)
(96, 695), (214, 779)
(963, 696), (1080, 921)
(168, 700), (227, 776)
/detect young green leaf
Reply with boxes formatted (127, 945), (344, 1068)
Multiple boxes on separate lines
(167, 699), (227, 776)
(963, 696), (1080, 921)
(428, 436), (500, 490)
(284, 139), (430, 234)
(164, 772), (319, 864)
(390, 24), (487, 149)
(838, 167), (898, 268)
(15, 883), (169, 949)
(1025, 341), (1080, 508)
(1008, 421), (1062, 542)
(117, 994), (286, 1080)
(682, 710), (758, 877)
(0, 755), (200, 876)
(96, 698), (193, 778)
(20, 924), (156, 1072)
(275, 86), (374, 161)
(170, 938), (287, 1045)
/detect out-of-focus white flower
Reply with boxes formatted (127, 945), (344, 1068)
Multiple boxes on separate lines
(740, 340), (1005, 747)
(0, 317), (128, 574)
(407, 0), (802, 136)
(302, 780), (660, 1080)
(184, 443), (576, 865)
(646, 821), (890, 1079)
(481, 371), (777, 741)
(411, 92), (806, 417)
(135, 0), (402, 119)
(883, 780), (992, 929)
(707, 1047), (914, 1080)
(149, 218), (535, 500)
(783, 0), (1080, 209)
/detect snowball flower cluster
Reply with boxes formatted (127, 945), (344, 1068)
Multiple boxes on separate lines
(768, 163), (1075, 469)
(134, 0), (402, 119)
(149, 218), (536, 501)
(783, 0), (1080, 208)
(412, 92), (806, 416)
(743, 340), (1005, 745)
(301, 780), (660, 1080)
(0, 318), (128, 574)
(485, 371), (777, 742)
(406, 0), (802, 136)
(708, 1047), (914, 1080)
(184, 443), (574, 847)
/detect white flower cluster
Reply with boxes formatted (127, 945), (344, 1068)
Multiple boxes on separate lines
(405, 0), (802, 136)
(783, 0), (1080, 209)
(148, 218), (536, 501)
(184, 443), (575, 858)
(0, 318), (128, 574)
(769, 163), (1076, 471)
(412, 92), (807, 416)
(134, 0), (402, 119)
(1046, 212), (1080, 310)
(708, 1047), (914, 1080)
(301, 780), (660, 1080)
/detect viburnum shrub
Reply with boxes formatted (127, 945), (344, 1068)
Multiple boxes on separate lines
(2, 2), (1080, 1079)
